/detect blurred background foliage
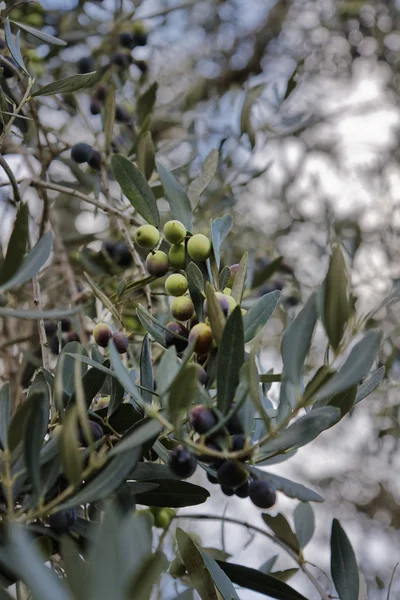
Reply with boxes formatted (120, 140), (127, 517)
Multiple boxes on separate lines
(1, 0), (400, 597)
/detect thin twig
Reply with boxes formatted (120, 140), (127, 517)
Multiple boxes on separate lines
(0, 153), (22, 203)
(30, 179), (140, 224)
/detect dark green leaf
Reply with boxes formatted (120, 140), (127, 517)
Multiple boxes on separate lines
(323, 246), (351, 351)
(0, 231), (54, 293)
(140, 335), (154, 404)
(85, 273), (121, 324)
(11, 20), (67, 46)
(68, 361), (107, 409)
(131, 462), (182, 481)
(137, 82), (158, 125)
(205, 282), (225, 345)
(156, 160), (192, 231)
(61, 537), (90, 600)
(215, 561), (308, 600)
(0, 383), (10, 450)
(60, 406), (83, 487)
(217, 306), (244, 414)
(262, 514), (300, 554)
(23, 373), (49, 500)
(168, 363), (199, 429)
(243, 290), (280, 343)
(0, 203), (29, 285)
(330, 519), (359, 600)
(136, 305), (166, 346)
(219, 266), (231, 291)
(137, 131), (155, 180)
(247, 467), (324, 502)
(327, 385), (358, 417)
(136, 480), (210, 507)
(314, 330), (383, 402)
(260, 407), (340, 456)
(355, 366), (385, 404)
(157, 346), (179, 396)
(5, 19), (29, 76)
(188, 149), (219, 208)
(211, 215), (233, 268)
(176, 528), (219, 600)
(108, 377), (124, 418)
(6, 525), (71, 600)
(0, 307), (79, 319)
(281, 293), (318, 385)
(57, 342), (88, 404)
(187, 261), (205, 320)
(260, 555), (279, 574)
(8, 394), (33, 452)
(240, 85), (264, 148)
(270, 569), (299, 583)
(251, 256), (284, 289)
(66, 354), (113, 378)
(108, 340), (144, 408)
(294, 502), (314, 548)
(111, 154), (159, 226)
(109, 418), (163, 457)
(57, 447), (141, 510)
(31, 72), (97, 97)
(231, 253), (248, 304)
(199, 548), (240, 600)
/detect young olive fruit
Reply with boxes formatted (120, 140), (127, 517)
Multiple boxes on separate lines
(165, 273), (188, 297)
(168, 243), (186, 269)
(170, 296), (194, 322)
(164, 220), (186, 244)
(188, 323), (213, 354)
(187, 234), (212, 262)
(135, 225), (160, 249)
(235, 478), (251, 498)
(189, 405), (217, 434)
(93, 322), (113, 347)
(146, 251), (169, 277)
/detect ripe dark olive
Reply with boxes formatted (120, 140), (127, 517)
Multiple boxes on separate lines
(221, 486), (235, 497)
(113, 332), (129, 354)
(112, 52), (130, 67)
(115, 105), (130, 123)
(120, 32), (134, 48)
(48, 508), (77, 533)
(194, 363), (208, 386)
(78, 420), (103, 447)
(44, 321), (56, 336)
(133, 32), (148, 46)
(188, 323), (213, 354)
(67, 331), (80, 343)
(164, 322), (189, 352)
(77, 56), (94, 74)
(1, 58), (16, 79)
(169, 445), (197, 479)
(217, 460), (248, 489)
(95, 84), (107, 102)
(48, 335), (63, 355)
(207, 472), (218, 485)
(226, 407), (244, 435)
(90, 99), (102, 115)
(93, 322), (112, 347)
(115, 241), (132, 267)
(235, 479), (251, 498)
(103, 240), (117, 258)
(60, 318), (72, 332)
(88, 149), (102, 170)
(197, 439), (221, 463)
(71, 142), (93, 164)
(249, 480), (277, 509)
(231, 433), (251, 460)
(189, 405), (217, 434)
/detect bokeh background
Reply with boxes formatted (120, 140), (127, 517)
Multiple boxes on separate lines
(1, 0), (400, 598)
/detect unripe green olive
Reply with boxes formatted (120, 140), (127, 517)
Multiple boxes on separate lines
(135, 225), (160, 249)
(168, 243), (186, 269)
(170, 296), (194, 321)
(146, 251), (169, 277)
(223, 287), (232, 295)
(163, 220), (186, 244)
(188, 323), (213, 354)
(187, 234), (211, 262)
(153, 508), (174, 529)
(225, 294), (237, 314)
(165, 274), (188, 297)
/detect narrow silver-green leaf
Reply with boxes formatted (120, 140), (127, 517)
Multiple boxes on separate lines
(31, 72), (97, 97)
(247, 466), (324, 502)
(176, 528), (219, 600)
(211, 214), (233, 268)
(157, 346), (179, 396)
(314, 330), (383, 402)
(240, 85), (264, 148)
(262, 513), (300, 554)
(137, 130), (155, 180)
(281, 293), (318, 385)
(0, 383), (10, 450)
(243, 290), (280, 343)
(136, 306), (166, 346)
(137, 82), (158, 125)
(217, 306), (244, 414)
(205, 282), (225, 345)
(0, 307), (78, 319)
(231, 252), (248, 304)
(108, 340), (144, 408)
(330, 519), (359, 600)
(294, 502), (315, 549)
(140, 334), (154, 403)
(156, 160), (192, 231)
(188, 149), (219, 208)
(0, 202), (29, 285)
(5, 19), (29, 76)
(0, 231), (54, 293)
(111, 154), (159, 226)
(11, 20), (67, 46)
(199, 548), (240, 600)
(168, 364), (199, 430)
(323, 246), (351, 352)
(355, 366), (385, 404)
(108, 418), (163, 457)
